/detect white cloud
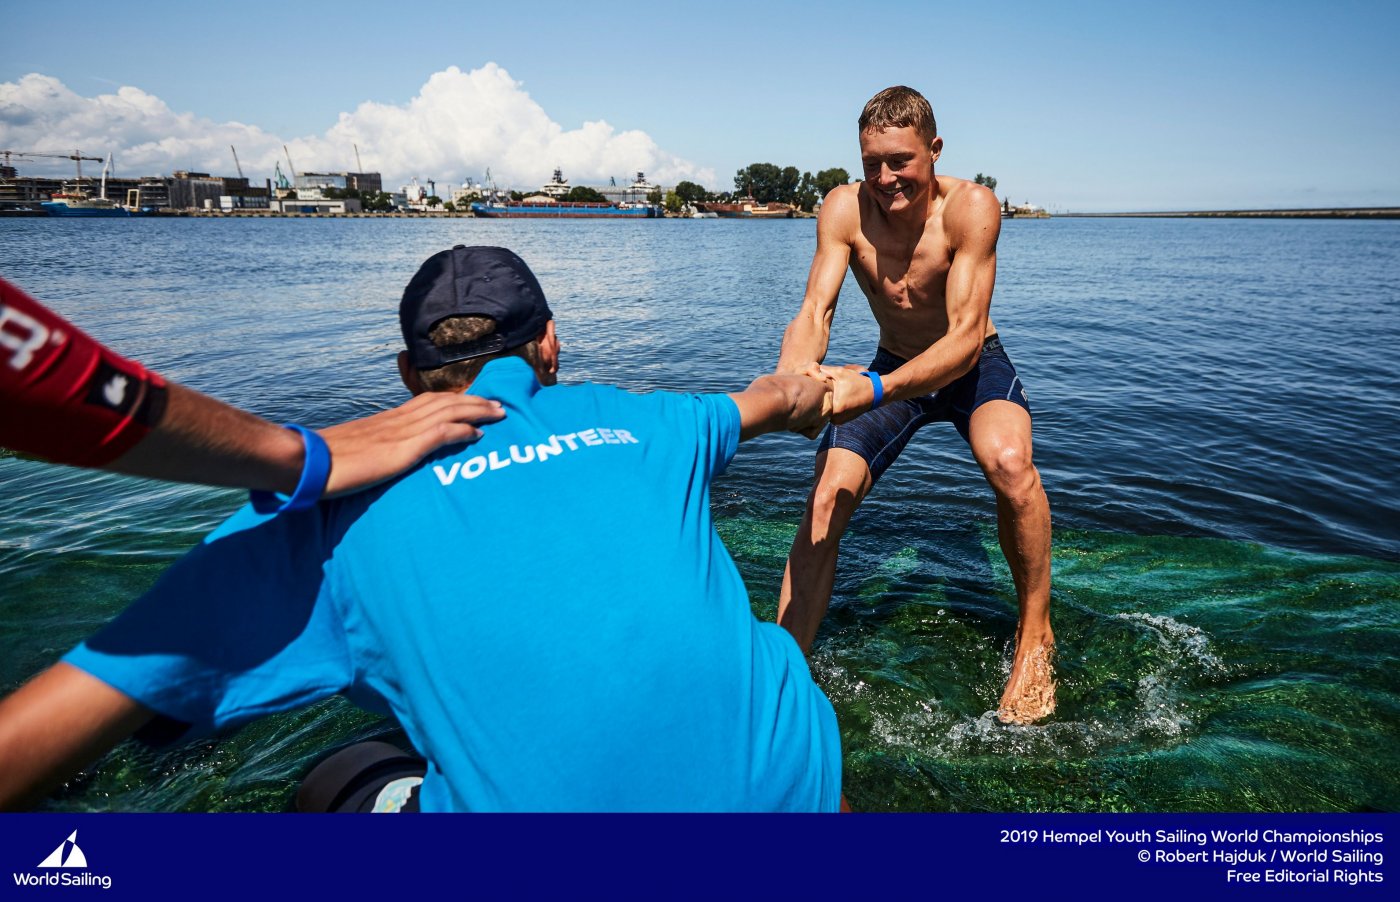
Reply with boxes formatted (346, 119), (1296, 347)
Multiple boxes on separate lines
(0, 64), (713, 190)
(0, 74), (281, 181)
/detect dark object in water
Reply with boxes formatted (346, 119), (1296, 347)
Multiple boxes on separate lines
(297, 741), (426, 813)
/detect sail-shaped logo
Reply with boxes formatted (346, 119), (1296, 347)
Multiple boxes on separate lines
(37, 830), (87, 868)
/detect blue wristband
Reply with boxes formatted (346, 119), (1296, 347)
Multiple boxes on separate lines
(860, 370), (884, 410)
(249, 424), (332, 514)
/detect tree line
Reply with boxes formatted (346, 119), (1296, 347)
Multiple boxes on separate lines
(723, 165), (851, 212)
(647, 167), (854, 214)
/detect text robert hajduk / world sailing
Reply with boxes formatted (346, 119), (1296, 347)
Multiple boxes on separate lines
(1152, 848), (1383, 866)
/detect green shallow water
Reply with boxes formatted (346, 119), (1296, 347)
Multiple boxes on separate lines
(14, 519), (1396, 813)
(760, 525), (1399, 813)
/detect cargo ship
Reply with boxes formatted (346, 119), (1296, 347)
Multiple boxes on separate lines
(470, 199), (656, 218)
(41, 154), (143, 216)
(470, 168), (660, 218)
(41, 190), (139, 217)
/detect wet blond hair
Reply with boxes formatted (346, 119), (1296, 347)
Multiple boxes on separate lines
(858, 86), (937, 143)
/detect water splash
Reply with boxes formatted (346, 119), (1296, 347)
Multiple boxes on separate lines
(783, 521), (1400, 811)
(1114, 612), (1227, 675)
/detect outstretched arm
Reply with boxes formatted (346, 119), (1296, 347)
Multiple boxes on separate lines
(1, 277), (505, 497)
(776, 187), (856, 375)
(0, 664), (152, 811)
(108, 384), (505, 497)
(729, 374), (832, 441)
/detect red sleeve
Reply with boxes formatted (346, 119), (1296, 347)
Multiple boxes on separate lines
(0, 276), (167, 467)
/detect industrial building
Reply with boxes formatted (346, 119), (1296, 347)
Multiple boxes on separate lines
(0, 165), (270, 212)
(293, 171), (383, 198)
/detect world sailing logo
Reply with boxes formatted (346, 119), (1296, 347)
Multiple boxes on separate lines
(12, 830), (113, 890)
(38, 830), (87, 868)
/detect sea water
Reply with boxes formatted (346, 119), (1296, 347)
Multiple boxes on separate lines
(1, 215), (1396, 811)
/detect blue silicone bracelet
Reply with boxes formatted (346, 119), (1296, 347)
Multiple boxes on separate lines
(249, 424), (332, 514)
(860, 370), (884, 410)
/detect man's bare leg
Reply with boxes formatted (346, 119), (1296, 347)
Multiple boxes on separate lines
(967, 400), (1055, 723)
(778, 448), (872, 652)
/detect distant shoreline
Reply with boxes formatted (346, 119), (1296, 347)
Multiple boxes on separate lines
(1059, 207), (1400, 220)
(6, 206), (1397, 220)
(0, 209), (798, 219)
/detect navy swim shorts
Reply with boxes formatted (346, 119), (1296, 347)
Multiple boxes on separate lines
(816, 334), (1032, 483)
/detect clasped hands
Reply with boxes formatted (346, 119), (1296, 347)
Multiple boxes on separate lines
(790, 362), (881, 439)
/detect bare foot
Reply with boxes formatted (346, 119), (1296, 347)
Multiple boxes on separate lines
(997, 642), (1056, 725)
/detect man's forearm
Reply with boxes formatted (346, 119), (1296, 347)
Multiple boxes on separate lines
(733, 374), (831, 441)
(107, 383), (306, 493)
(822, 330), (983, 423)
(107, 384), (507, 498)
(0, 664), (152, 811)
(776, 307), (832, 374)
(880, 331), (983, 403)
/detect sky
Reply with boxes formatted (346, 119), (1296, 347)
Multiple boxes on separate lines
(2, 0), (1397, 211)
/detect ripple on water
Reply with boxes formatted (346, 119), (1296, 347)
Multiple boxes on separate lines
(724, 518), (1400, 812)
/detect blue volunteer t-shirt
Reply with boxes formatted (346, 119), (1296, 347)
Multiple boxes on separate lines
(65, 357), (842, 812)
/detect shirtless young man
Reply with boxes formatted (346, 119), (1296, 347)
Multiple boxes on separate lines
(775, 86), (1055, 724)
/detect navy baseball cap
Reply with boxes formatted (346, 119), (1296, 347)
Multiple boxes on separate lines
(400, 245), (553, 369)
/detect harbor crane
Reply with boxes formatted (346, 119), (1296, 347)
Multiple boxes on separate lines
(1, 149), (103, 181)
(97, 152), (114, 201)
(230, 145), (244, 179)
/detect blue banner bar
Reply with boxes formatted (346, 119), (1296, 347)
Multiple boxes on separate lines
(0, 813), (1389, 898)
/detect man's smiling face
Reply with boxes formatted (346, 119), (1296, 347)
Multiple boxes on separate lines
(859, 125), (942, 214)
